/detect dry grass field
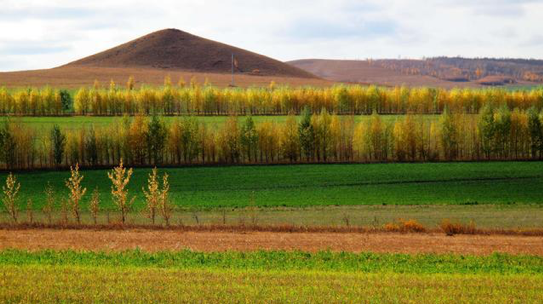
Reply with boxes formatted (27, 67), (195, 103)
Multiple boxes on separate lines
(0, 66), (333, 89)
(1, 229), (542, 255)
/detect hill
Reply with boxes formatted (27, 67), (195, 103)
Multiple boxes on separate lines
(0, 29), (329, 88)
(289, 58), (542, 88)
(64, 28), (316, 79)
(288, 59), (476, 88)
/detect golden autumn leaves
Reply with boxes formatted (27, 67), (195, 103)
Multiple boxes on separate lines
(2, 161), (171, 225)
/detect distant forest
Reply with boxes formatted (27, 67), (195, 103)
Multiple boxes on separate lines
(373, 57), (543, 85)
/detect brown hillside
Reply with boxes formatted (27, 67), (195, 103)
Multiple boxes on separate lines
(64, 29), (316, 79)
(288, 59), (482, 88)
(0, 66), (332, 89)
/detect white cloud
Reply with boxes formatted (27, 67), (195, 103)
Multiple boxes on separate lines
(0, 0), (542, 71)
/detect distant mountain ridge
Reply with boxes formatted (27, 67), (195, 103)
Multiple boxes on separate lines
(289, 57), (543, 87)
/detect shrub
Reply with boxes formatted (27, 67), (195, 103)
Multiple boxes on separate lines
(60, 199), (69, 225)
(26, 199), (33, 224)
(440, 219), (477, 236)
(108, 159), (135, 224)
(2, 173), (20, 223)
(159, 172), (173, 226)
(89, 188), (100, 225)
(65, 163), (87, 224)
(143, 168), (160, 224)
(384, 218), (426, 233)
(43, 183), (55, 224)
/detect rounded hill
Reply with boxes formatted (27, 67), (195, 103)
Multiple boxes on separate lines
(64, 29), (316, 79)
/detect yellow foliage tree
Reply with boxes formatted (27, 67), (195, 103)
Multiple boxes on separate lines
(107, 159), (135, 224)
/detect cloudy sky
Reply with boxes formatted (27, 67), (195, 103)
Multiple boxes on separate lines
(1, 0), (542, 71)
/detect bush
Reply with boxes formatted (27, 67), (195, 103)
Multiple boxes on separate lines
(384, 218), (426, 233)
(440, 219), (477, 236)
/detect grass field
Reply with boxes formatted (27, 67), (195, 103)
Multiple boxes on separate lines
(8, 204), (543, 228)
(1, 250), (542, 303)
(4, 161), (542, 209)
(2, 161), (542, 227)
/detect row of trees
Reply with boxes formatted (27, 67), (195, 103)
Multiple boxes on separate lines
(1, 107), (543, 170)
(1, 82), (542, 116)
(0, 87), (71, 116)
(2, 163), (172, 225)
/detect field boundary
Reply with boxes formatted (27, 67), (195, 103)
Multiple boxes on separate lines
(2, 159), (543, 173)
(2, 222), (543, 236)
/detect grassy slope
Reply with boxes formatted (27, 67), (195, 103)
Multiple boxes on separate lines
(1, 250), (542, 303)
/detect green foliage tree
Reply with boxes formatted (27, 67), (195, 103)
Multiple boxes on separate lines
(0, 122), (16, 169)
(146, 115), (168, 165)
(494, 105), (512, 158)
(314, 108), (332, 161)
(180, 117), (200, 163)
(51, 124), (66, 167)
(85, 126), (98, 166)
(527, 107), (543, 158)
(298, 106), (315, 161)
(439, 109), (458, 160)
(478, 104), (495, 159)
(240, 116), (258, 162)
(335, 86), (351, 113)
(59, 90), (72, 112)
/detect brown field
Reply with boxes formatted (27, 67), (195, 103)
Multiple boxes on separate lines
(1, 228), (542, 255)
(0, 66), (333, 89)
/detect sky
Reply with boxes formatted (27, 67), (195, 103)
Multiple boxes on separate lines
(1, 0), (542, 71)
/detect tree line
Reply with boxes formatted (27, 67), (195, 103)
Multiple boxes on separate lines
(1, 106), (543, 170)
(0, 80), (542, 116)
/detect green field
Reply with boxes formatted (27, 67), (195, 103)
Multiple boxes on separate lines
(1, 250), (542, 303)
(2, 161), (542, 227)
(5, 161), (543, 209)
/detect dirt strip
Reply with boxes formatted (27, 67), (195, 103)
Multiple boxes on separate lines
(1, 229), (542, 255)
